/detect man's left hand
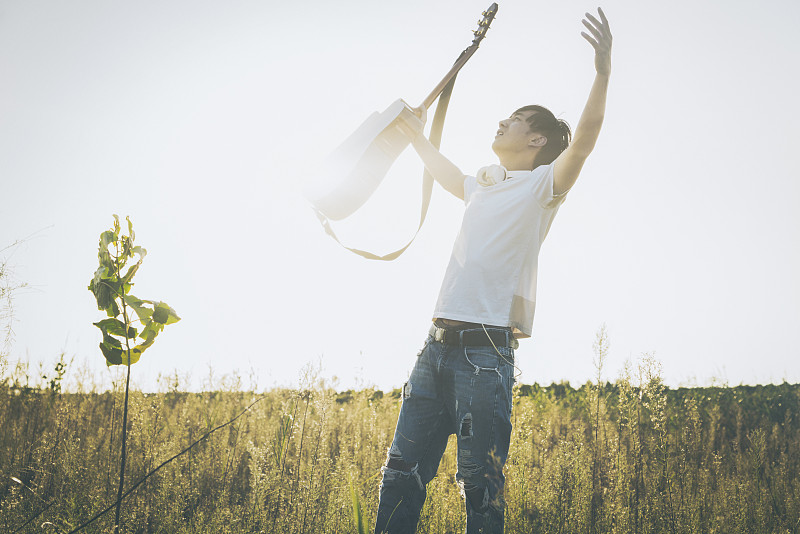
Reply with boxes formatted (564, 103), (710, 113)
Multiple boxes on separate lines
(581, 7), (612, 76)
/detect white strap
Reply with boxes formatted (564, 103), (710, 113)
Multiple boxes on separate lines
(314, 76), (456, 261)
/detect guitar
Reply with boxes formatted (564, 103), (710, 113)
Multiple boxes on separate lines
(305, 3), (498, 222)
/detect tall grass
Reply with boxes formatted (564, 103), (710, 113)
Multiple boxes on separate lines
(1, 241), (28, 379)
(1, 357), (798, 533)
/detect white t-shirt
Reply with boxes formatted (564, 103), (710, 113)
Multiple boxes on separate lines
(432, 163), (566, 338)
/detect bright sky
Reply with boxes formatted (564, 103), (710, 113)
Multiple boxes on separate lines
(1, 0), (799, 392)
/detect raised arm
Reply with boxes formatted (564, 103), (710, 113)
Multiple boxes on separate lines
(553, 7), (612, 196)
(407, 105), (467, 200)
(410, 134), (467, 200)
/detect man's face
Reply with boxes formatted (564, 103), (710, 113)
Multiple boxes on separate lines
(492, 110), (540, 155)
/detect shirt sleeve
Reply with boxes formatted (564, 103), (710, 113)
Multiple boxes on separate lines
(463, 175), (478, 204)
(530, 164), (568, 209)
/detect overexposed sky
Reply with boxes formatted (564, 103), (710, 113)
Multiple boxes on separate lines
(1, 0), (799, 392)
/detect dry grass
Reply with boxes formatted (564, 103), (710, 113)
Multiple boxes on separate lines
(1, 357), (799, 533)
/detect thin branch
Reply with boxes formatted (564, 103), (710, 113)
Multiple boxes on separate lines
(113, 244), (133, 534)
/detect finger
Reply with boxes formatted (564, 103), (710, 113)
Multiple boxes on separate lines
(585, 12), (608, 38)
(585, 12), (602, 27)
(581, 32), (600, 51)
(598, 7), (609, 27)
(597, 8), (612, 39)
(584, 14), (611, 44)
(582, 19), (603, 41)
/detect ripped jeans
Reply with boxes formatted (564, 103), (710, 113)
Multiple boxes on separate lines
(375, 329), (515, 534)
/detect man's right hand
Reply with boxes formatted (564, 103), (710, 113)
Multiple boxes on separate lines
(411, 105), (428, 125)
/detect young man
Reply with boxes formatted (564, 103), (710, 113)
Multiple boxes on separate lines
(374, 8), (612, 534)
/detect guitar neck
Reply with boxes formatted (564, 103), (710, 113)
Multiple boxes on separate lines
(419, 44), (480, 111)
(418, 2), (497, 110)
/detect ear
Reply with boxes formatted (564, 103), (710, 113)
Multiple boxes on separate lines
(529, 135), (547, 148)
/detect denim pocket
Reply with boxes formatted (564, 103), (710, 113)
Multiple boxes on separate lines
(462, 346), (507, 372)
(462, 346), (515, 414)
(464, 345), (513, 367)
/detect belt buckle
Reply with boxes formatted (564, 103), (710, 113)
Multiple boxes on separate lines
(433, 326), (446, 343)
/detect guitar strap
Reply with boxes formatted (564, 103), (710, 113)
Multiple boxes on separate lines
(312, 75), (458, 261)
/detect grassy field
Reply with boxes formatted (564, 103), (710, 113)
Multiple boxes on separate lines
(1, 357), (799, 533)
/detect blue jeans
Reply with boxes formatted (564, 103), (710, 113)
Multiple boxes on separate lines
(374, 329), (516, 534)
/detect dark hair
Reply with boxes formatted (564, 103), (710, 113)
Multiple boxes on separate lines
(515, 105), (572, 168)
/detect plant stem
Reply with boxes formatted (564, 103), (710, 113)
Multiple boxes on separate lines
(113, 247), (134, 534)
(114, 360), (131, 533)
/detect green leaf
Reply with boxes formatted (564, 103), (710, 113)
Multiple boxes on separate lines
(100, 334), (123, 366)
(129, 339), (153, 361)
(98, 230), (117, 266)
(152, 302), (181, 325)
(103, 333), (122, 349)
(106, 299), (120, 318)
(121, 236), (132, 259)
(118, 245), (145, 292)
(123, 347), (141, 365)
(127, 323), (160, 362)
(100, 343), (123, 365)
(100, 333), (141, 366)
(100, 230), (117, 250)
(120, 259), (142, 288)
(126, 216), (135, 244)
(99, 266), (115, 281)
(140, 319), (164, 342)
(91, 216), (176, 366)
(93, 318), (136, 339)
(89, 275), (119, 316)
(116, 253), (129, 273)
(90, 265), (105, 285)
(123, 295), (153, 323)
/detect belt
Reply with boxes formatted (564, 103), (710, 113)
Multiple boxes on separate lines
(428, 323), (519, 350)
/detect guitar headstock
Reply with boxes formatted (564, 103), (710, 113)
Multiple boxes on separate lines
(472, 3), (498, 46)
